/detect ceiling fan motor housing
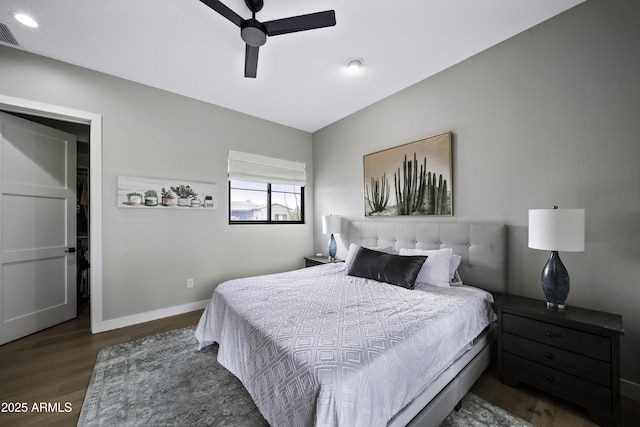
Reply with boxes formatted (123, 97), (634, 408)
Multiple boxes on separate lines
(200, 0), (335, 77)
(241, 19), (267, 46)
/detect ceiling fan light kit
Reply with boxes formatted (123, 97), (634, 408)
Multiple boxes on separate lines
(241, 19), (267, 46)
(200, 0), (336, 78)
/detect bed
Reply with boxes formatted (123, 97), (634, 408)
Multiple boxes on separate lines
(195, 222), (506, 426)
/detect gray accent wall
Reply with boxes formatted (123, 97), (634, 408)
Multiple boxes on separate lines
(312, 1), (640, 392)
(0, 45), (313, 321)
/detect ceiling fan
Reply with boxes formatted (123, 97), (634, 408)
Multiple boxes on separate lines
(200, 0), (336, 78)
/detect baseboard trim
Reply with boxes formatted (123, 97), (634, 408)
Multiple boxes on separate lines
(622, 378), (640, 402)
(93, 300), (209, 333)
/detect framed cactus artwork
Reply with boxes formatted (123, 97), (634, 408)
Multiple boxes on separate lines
(363, 131), (452, 216)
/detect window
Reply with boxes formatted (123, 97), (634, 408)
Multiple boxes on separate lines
(229, 181), (304, 223)
(227, 150), (306, 224)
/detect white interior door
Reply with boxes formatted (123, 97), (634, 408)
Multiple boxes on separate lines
(0, 112), (77, 345)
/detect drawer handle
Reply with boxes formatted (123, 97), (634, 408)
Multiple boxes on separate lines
(545, 330), (554, 338)
(545, 375), (554, 382)
(545, 352), (554, 359)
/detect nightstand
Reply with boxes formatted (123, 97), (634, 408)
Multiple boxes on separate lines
(304, 255), (343, 267)
(493, 294), (624, 426)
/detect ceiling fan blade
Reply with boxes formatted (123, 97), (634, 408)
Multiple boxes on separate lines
(245, 44), (259, 78)
(264, 10), (336, 36)
(200, 0), (243, 27)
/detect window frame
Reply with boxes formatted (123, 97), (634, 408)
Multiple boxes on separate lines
(228, 180), (305, 225)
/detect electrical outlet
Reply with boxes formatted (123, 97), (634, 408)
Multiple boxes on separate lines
(186, 278), (194, 289)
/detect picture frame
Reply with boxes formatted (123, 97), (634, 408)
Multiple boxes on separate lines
(364, 131), (452, 216)
(117, 175), (217, 210)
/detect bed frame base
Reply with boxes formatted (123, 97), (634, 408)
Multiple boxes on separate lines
(390, 324), (497, 427)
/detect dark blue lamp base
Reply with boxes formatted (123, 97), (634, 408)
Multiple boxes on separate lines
(541, 251), (570, 310)
(328, 234), (337, 260)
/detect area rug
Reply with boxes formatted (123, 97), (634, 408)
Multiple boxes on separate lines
(78, 326), (531, 427)
(440, 393), (532, 426)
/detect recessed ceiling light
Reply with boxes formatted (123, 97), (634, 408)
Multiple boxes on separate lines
(346, 57), (363, 71)
(14, 13), (39, 28)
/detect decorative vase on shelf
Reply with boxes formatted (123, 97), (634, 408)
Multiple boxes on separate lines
(190, 198), (201, 208)
(161, 188), (175, 206)
(144, 190), (158, 206)
(204, 196), (214, 208)
(171, 185), (196, 207)
(127, 193), (142, 205)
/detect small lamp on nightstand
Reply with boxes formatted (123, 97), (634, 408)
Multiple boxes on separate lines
(322, 214), (341, 260)
(528, 206), (585, 310)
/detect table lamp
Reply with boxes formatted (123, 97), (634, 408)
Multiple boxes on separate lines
(322, 214), (341, 260)
(528, 206), (585, 309)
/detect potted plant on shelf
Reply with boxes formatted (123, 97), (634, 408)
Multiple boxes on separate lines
(144, 190), (158, 206)
(161, 188), (175, 206)
(190, 190), (201, 208)
(170, 185), (196, 207)
(127, 192), (142, 205)
(203, 195), (214, 208)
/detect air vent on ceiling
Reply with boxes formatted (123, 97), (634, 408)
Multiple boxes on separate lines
(0, 22), (20, 46)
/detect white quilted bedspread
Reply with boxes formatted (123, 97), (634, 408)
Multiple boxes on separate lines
(195, 263), (495, 427)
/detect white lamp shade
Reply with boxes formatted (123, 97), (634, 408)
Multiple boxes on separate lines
(528, 208), (585, 252)
(322, 215), (341, 235)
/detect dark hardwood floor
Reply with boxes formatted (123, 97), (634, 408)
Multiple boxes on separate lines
(1, 304), (638, 426)
(471, 363), (640, 427)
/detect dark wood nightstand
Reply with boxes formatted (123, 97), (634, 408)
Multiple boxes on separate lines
(304, 256), (343, 267)
(493, 294), (624, 426)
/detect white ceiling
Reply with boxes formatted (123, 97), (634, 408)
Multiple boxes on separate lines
(1, 0), (583, 133)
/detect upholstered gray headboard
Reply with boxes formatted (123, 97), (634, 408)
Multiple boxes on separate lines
(347, 222), (507, 294)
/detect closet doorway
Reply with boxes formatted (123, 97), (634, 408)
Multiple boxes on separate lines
(0, 95), (103, 337)
(0, 111), (90, 338)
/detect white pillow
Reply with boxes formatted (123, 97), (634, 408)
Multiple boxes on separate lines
(399, 247), (453, 288)
(345, 243), (394, 269)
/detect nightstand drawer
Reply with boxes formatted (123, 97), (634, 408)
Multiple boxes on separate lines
(503, 313), (611, 361)
(503, 352), (612, 413)
(502, 332), (611, 386)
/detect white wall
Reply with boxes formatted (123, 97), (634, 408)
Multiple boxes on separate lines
(0, 45), (313, 324)
(313, 0), (640, 393)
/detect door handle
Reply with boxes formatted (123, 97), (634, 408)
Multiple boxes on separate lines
(65, 247), (76, 253)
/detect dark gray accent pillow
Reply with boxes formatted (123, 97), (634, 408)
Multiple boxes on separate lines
(347, 246), (427, 289)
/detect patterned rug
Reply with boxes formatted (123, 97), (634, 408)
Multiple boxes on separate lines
(78, 326), (531, 427)
(440, 393), (532, 427)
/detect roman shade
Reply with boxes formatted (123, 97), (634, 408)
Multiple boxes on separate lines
(228, 150), (306, 186)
